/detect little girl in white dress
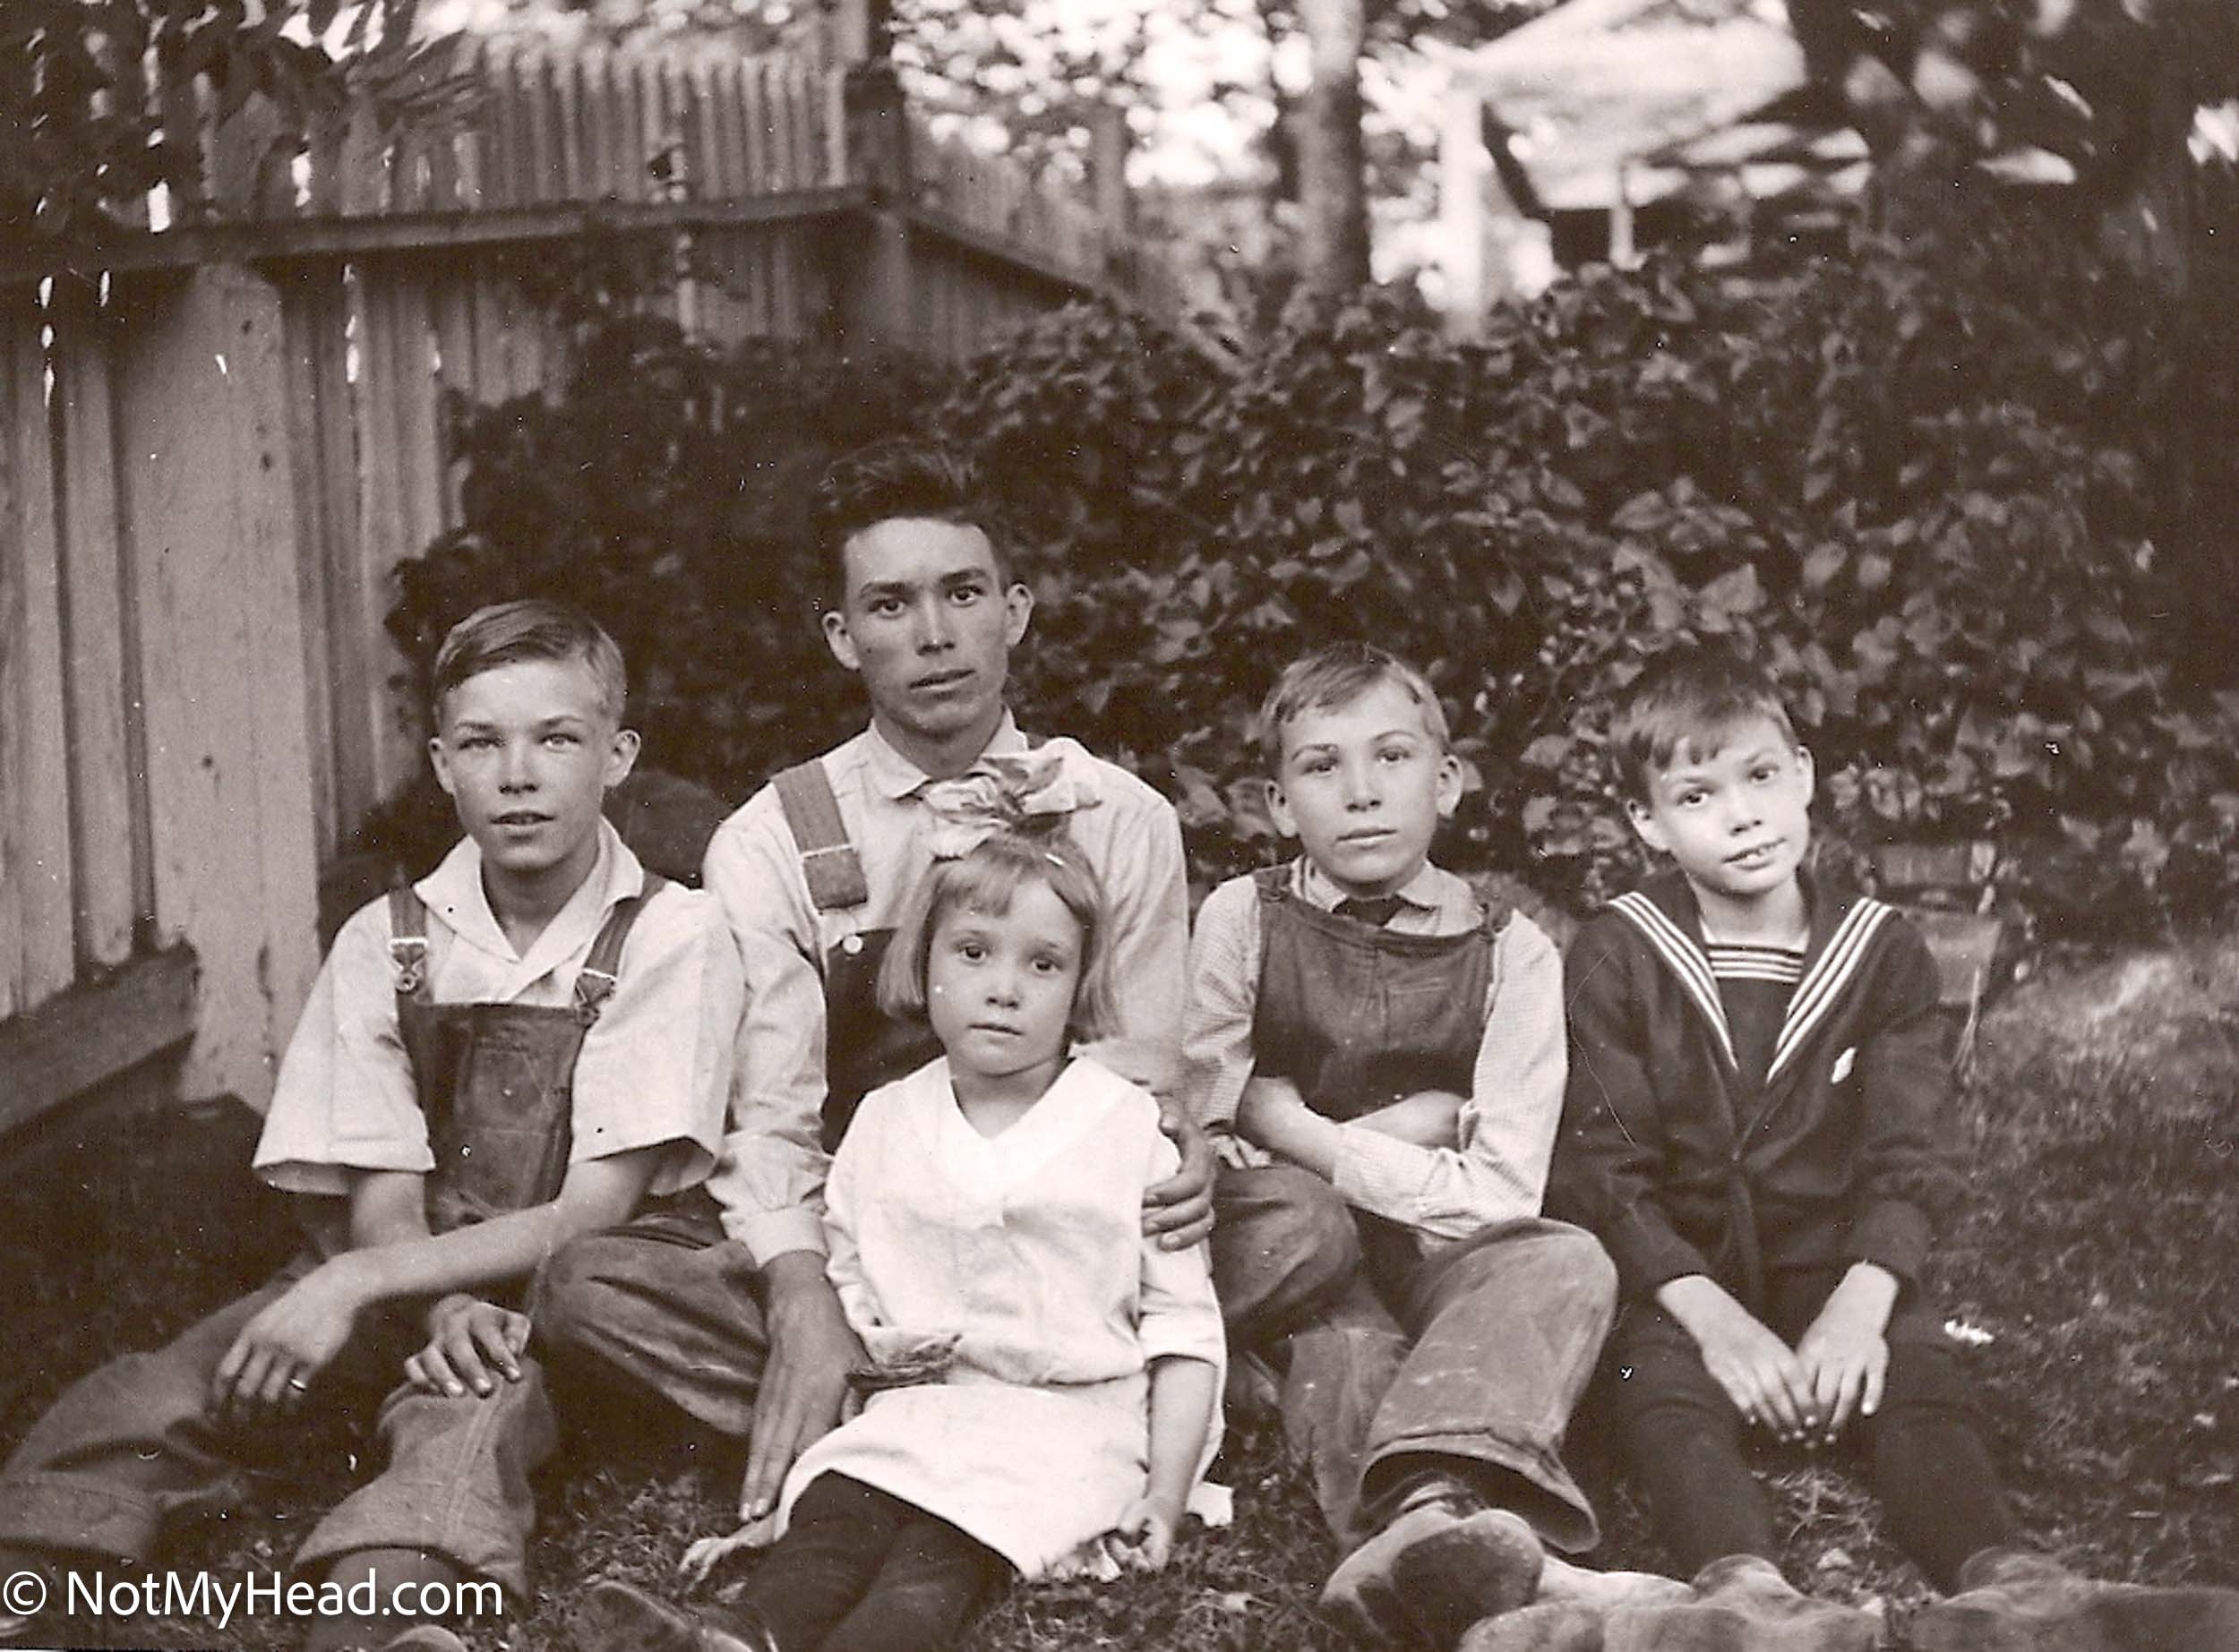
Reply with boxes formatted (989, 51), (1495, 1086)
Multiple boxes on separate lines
(580, 822), (1224, 1652)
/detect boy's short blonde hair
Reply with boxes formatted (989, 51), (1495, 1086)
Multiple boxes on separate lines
(432, 600), (628, 726)
(1608, 641), (1799, 802)
(876, 826), (1121, 1045)
(1257, 643), (1450, 772)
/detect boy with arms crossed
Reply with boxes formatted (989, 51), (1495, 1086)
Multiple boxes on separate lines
(0, 602), (742, 1651)
(1184, 645), (1675, 1648)
(1547, 640), (2239, 1651)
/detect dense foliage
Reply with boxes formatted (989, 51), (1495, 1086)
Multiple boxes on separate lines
(388, 201), (2239, 930)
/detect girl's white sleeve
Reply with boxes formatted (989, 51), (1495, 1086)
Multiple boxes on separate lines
(821, 1126), (882, 1336)
(1135, 1126), (1227, 1369)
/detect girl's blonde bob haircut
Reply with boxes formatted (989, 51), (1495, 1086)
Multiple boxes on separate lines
(876, 825), (1122, 1046)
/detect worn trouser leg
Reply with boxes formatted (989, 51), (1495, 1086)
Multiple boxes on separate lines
(291, 1357), (560, 1603)
(0, 1254), (368, 1562)
(531, 1201), (768, 1437)
(1279, 1273), (1413, 1550)
(1357, 1217), (1614, 1555)
(1208, 1166), (1362, 1341)
(1599, 1302), (1781, 1579)
(1850, 1291), (2018, 1592)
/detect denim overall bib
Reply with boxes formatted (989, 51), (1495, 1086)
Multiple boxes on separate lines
(387, 878), (661, 1240)
(1252, 866), (1506, 1297)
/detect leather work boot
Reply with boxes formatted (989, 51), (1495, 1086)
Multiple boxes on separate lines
(1909, 1547), (2239, 1652)
(1597, 1555), (1882, 1652)
(1322, 1485), (1546, 1646)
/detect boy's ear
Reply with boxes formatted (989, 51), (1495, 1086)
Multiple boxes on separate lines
(1625, 794), (1669, 854)
(1796, 743), (1816, 805)
(822, 609), (860, 673)
(604, 726), (641, 791)
(1435, 752), (1464, 818)
(1002, 581), (1034, 648)
(1265, 777), (1299, 840)
(429, 735), (458, 799)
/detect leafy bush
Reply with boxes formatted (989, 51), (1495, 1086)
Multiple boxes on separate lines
(381, 207), (2239, 932)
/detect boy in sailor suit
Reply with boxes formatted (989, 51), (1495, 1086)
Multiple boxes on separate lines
(1546, 640), (2239, 1652)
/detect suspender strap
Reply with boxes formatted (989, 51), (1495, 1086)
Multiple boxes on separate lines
(387, 886), (432, 1003)
(573, 873), (668, 1027)
(773, 760), (870, 912)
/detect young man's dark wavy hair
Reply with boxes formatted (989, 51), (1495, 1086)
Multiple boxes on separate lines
(811, 440), (1015, 597)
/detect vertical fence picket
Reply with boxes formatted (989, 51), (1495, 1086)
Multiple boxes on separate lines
(48, 281), (140, 970)
(0, 287), (75, 1017)
(431, 267), (478, 528)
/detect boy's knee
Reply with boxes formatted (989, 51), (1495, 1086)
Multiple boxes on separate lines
(1877, 1327), (1983, 1419)
(525, 1234), (631, 1357)
(1212, 1168), (1360, 1335)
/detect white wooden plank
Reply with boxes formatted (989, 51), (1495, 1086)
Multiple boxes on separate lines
(112, 264), (320, 1109)
(0, 286), (75, 1016)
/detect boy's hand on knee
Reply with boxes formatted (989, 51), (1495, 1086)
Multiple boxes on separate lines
(211, 1255), (373, 1419)
(1659, 1275), (1817, 1442)
(1144, 1099), (1216, 1250)
(405, 1296), (530, 1397)
(1795, 1263), (1899, 1442)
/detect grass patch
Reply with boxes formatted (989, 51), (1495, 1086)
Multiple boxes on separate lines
(4, 971), (2237, 1649)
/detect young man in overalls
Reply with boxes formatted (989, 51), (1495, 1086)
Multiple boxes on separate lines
(0, 602), (742, 1651)
(1181, 644), (1677, 1648)
(535, 440), (1215, 1542)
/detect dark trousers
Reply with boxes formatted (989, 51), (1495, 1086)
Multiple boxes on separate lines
(1597, 1266), (2020, 1592)
(742, 1473), (1010, 1652)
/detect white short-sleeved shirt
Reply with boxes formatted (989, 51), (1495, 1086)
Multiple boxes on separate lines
(253, 820), (744, 1200)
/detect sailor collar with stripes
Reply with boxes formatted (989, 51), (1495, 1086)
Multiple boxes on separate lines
(1607, 870), (1898, 1088)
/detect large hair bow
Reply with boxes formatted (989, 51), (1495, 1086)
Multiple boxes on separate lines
(918, 741), (1101, 860)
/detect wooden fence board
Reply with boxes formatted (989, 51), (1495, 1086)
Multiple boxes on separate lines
(0, 289), (75, 1017)
(353, 269), (430, 803)
(0, 946), (197, 1134)
(278, 273), (341, 860)
(114, 265), (319, 1108)
(380, 261), (447, 565)
(48, 280), (140, 970)
(431, 267), (478, 528)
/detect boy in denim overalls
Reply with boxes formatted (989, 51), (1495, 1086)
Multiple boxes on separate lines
(0, 602), (742, 1650)
(1181, 645), (1679, 1648)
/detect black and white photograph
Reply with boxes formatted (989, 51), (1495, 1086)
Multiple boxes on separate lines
(3, 0), (2237, 1646)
